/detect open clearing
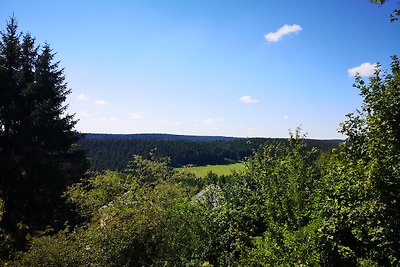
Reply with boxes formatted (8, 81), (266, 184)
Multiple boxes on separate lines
(176, 162), (246, 177)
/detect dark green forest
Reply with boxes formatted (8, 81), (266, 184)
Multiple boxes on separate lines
(1, 3), (400, 265)
(79, 134), (342, 170)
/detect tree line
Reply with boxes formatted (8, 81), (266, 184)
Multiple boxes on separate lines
(79, 135), (342, 170)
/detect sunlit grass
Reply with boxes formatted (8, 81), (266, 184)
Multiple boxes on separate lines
(176, 162), (246, 177)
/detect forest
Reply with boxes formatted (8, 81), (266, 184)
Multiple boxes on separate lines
(1, 2), (400, 266)
(79, 134), (342, 170)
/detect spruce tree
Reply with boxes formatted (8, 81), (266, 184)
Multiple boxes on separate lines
(0, 17), (88, 237)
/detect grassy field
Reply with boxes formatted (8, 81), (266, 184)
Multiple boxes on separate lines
(176, 162), (246, 177)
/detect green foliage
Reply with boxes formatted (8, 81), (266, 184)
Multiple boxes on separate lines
(29, 130), (374, 266)
(0, 198), (14, 263)
(316, 57), (400, 266)
(238, 131), (323, 266)
(391, 9), (400, 22)
(189, 131), (323, 266)
(19, 156), (212, 266)
(66, 171), (138, 220)
(125, 152), (172, 185)
(370, 0), (400, 22)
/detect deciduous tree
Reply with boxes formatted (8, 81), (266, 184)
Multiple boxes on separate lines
(317, 57), (400, 266)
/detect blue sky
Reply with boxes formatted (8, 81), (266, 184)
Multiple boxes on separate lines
(1, 0), (399, 138)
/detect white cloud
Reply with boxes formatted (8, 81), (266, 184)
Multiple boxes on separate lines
(204, 117), (223, 125)
(239, 95), (259, 104)
(94, 99), (109, 106)
(128, 111), (145, 121)
(264, 24), (303, 42)
(100, 116), (119, 122)
(347, 62), (377, 77)
(77, 93), (89, 101)
(283, 115), (289, 120)
(161, 120), (181, 126)
(79, 110), (91, 118)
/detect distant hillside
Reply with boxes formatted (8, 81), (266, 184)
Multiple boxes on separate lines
(84, 133), (238, 142)
(78, 133), (343, 171)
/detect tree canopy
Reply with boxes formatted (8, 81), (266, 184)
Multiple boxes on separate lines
(371, 0), (400, 21)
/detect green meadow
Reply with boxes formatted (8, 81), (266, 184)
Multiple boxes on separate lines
(176, 162), (246, 177)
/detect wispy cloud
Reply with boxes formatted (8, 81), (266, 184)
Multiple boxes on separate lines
(79, 110), (91, 118)
(161, 120), (181, 126)
(204, 117), (223, 125)
(94, 99), (109, 106)
(347, 62), (377, 77)
(264, 24), (302, 42)
(239, 95), (259, 104)
(100, 116), (119, 122)
(77, 93), (89, 101)
(283, 115), (289, 120)
(128, 111), (145, 121)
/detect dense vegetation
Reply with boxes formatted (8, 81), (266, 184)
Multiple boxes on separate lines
(1, 5), (400, 266)
(79, 134), (342, 170)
